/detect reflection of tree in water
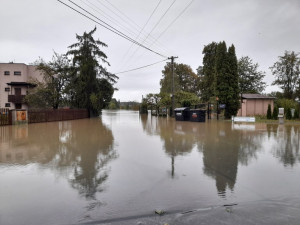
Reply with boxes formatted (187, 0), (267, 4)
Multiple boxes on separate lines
(25, 118), (116, 199)
(140, 116), (264, 195)
(63, 119), (116, 199)
(199, 122), (264, 197)
(270, 125), (300, 167)
(140, 114), (159, 136)
(142, 115), (202, 177)
(160, 120), (199, 177)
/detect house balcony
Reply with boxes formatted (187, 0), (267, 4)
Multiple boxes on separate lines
(8, 95), (26, 104)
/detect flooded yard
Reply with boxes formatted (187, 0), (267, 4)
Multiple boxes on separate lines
(1, 110), (300, 224)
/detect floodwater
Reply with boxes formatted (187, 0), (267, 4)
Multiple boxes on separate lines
(1, 110), (300, 225)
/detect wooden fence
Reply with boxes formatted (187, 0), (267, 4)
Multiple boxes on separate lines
(28, 109), (89, 123)
(0, 108), (11, 126)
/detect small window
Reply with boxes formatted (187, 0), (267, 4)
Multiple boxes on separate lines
(5, 87), (10, 92)
(4, 71), (10, 75)
(5, 103), (11, 107)
(14, 71), (21, 75)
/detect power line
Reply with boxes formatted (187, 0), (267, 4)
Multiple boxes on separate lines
(97, 0), (172, 56)
(150, 0), (195, 48)
(141, 0), (177, 45)
(125, 0), (177, 66)
(120, 0), (163, 68)
(114, 59), (168, 74)
(57, 0), (167, 58)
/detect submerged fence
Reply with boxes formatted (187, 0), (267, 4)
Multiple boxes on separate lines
(28, 109), (89, 123)
(0, 108), (11, 126)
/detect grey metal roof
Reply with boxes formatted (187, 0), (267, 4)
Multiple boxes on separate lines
(242, 94), (275, 99)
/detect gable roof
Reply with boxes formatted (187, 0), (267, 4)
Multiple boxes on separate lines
(242, 94), (275, 99)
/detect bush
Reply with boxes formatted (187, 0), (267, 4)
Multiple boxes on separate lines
(272, 106), (278, 120)
(294, 108), (299, 119)
(267, 104), (272, 119)
(286, 107), (292, 120)
(275, 98), (298, 111)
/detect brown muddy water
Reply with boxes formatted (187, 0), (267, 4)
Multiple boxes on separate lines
(1, 110), (300, 225)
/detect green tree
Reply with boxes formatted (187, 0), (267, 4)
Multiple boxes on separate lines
(107, 98), (120, 110)
(145, 93), (162, 113)
(26, 53), (71, 109)
(286, 107), (292, 120)
(175, 91), (200, 107)
(139, 99), (148, 114)
(267, 104), (272, 119)
(238, 56), (266, 94)
(226, 44), (240, 118)
(270, 51), (300, 99)
(268, 91), (284, 99)
(215, 42), (240, 119)
(160, 63), (200, 95)
(275, 98), (298, 111)
(272, 105), (278, 119)
(67, 27), (118, 116)
(199, 42), (218, 102)
(294, 108), (299, 119)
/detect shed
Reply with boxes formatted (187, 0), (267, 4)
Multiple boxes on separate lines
(237, 94), (275, 117)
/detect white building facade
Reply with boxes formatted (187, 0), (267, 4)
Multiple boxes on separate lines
(0, 63), (43, 110)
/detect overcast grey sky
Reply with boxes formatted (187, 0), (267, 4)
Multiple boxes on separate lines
(1, 0), (299, 101)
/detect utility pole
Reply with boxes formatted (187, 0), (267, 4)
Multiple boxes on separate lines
(168, 56), (178, 117)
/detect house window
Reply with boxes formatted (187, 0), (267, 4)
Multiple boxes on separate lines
(4, 71), (10, 75)
(14, 71), (21, 75)
(5, 87), (10, 92)
(5, 103), (11, 107)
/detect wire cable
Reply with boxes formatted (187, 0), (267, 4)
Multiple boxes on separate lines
(119, 0), (163, 68)
(141, 0), (177, 45)
(124, 0), (177, 67)
(57, 0), (167, 58)
(114, 59), (168, 74)
(97, 0), (172, 56)
(150, 0), (195, 48)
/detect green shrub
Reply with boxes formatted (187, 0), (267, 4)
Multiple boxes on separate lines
(275, 98), (298, 110)
(294, 108), (299, 119)
(286, 107), (292, 120)
(267, 104), (272, 119)
(272, 106), (278, 120)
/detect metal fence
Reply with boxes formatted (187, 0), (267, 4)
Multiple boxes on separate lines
(0, 108), (11, 126)
(28, 109), (89, 123)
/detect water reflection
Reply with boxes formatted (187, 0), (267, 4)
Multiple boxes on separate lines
(140, 115), (266, 197)
(0, 118), (116, 200)
(141, 115), (200, 177)
(199, 122), (262, 197)
(268, 124), (300, 167)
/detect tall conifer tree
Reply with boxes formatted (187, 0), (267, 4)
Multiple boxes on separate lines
(200, 42), (218, 101)
(225, 44), (240, 118)
(67, 27), (118, 116)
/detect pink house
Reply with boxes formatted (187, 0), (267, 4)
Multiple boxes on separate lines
(0, 63), (43, 110)
(237, 94), (275, 117)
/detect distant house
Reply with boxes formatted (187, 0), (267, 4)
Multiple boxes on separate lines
(0, 63), (43, 110)
(237, 94), (275, 117)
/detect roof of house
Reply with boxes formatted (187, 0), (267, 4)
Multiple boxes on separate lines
(242, 94), (275, 99)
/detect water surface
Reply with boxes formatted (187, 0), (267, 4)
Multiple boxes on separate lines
(1, 110), (300, 224)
